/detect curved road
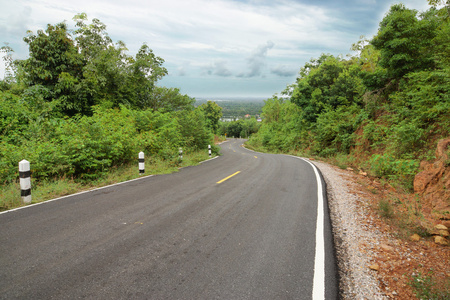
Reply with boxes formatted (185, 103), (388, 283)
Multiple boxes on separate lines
(0, 139), (338, 299)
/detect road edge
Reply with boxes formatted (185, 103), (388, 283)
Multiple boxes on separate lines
(241, 142), (339, 299)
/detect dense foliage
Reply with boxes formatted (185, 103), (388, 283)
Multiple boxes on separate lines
(218, 117), (260, 138)
(197, 100), (223, 133)
(248, 4), (449, 190)
(0, 14), (217, 184)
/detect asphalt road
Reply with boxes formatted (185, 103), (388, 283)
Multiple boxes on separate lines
(0, 139), (338, 299)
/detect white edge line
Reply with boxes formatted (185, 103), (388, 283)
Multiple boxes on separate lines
(2, 154), (224, 215)
(0, 174), (155, 215)
(290, 156), (325, 300)
(240, 144), (257, 153)
(199, 156), (219, 164)
(241, 143), (326, 298)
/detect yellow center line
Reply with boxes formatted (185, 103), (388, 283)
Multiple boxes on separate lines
(216, 171), (241, 184)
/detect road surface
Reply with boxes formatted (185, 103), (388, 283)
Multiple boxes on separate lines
(0, 139), (338, 299)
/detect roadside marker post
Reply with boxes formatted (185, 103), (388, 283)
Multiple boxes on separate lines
(208, 145), (211, 157)
(179, 148), (183, 161)
(19, 160), (32, 203)
(139, 152), (145, 174)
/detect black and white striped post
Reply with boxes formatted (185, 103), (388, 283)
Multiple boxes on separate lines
(139, 152), (145, 174)
(208, 145), (211, 157)
(19, 159), (32, 203)
(179, 147), (183, 161)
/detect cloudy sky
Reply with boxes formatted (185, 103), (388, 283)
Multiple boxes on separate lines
(1, 0), (431, 99)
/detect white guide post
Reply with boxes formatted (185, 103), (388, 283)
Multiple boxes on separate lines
(19, 160), (32, 203)
(139, 152), (145, 175)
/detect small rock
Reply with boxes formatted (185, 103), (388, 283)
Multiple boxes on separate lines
(434, 236), (448, 246)
(380, 244), (394, 252)
(440, 230), (449, 237)
(359, 170), (368, 176)
(369, 263), (380, 271)
(410, 234), (421, 241)
(435, 224), (448, 231)
(430, 229), (450, 237)
(430, 230), (441, 236)
(346, 167), (354, 171)
(443, 221), (450, 229)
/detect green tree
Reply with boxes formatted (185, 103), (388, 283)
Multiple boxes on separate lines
(247, 96), (302, 152)
(146, 86), (194, 112)
(350, 36), (387, 90)
(15, 14), (169, 116)
(371, 4), (441, 80)
(218, 118), (260, 138)
(21, 22), (83, 88)
(223, 120), (243, 138)
(290, 55), (364, 123)
(198, 101), (222, 133)
(130, 44), (168, 109)
(176, 108), (212, 150)
(73, 14), (167, 112)
(18, 22), (85, 115)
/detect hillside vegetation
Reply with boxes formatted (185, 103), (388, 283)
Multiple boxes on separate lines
(0, 14), (222, 209)
(248, 4), (449, 222)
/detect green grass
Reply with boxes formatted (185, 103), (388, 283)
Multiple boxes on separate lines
(409, 270), (450, 300)
(378, 199), (394, 219)
(0, 151), (213, 212)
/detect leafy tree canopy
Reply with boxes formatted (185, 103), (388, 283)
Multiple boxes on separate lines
(371, 4), (442, 80)
(4, 13), (172, 116)
(290, 54), (365, 123)
(198, 101), (223, 133)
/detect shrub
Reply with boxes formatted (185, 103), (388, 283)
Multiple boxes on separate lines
(378, 199), (394, 218)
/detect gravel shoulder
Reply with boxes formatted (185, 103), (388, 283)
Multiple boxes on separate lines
(313, 158), (450, 300)
(312, 159), (387, 299)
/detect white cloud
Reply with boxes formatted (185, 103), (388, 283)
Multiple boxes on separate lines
(177, 66), (186, 76)
(271, 64), (298, 77)
(213, 60), (233, 77)
(3, 6), (33, 36)
(200, 60), (232, 77)
(176, 42), (216, 51)
(237, 40), (274, 78)
(0, 0), (437, 97)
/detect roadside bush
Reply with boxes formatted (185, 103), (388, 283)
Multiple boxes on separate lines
(313, 105), (362, 156)
(367, 153), (419, 191)
(56, 107), (138, 179)
(368, 154), (419, 177)
(0, 142), (22, 184)
(362, 120), (388, 151)
(0, 105), (215, 184)
(176, 109), (212, 151)
(388, 121), (426, 158)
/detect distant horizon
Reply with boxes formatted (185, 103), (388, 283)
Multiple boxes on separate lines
(194, 96), (270, 102)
